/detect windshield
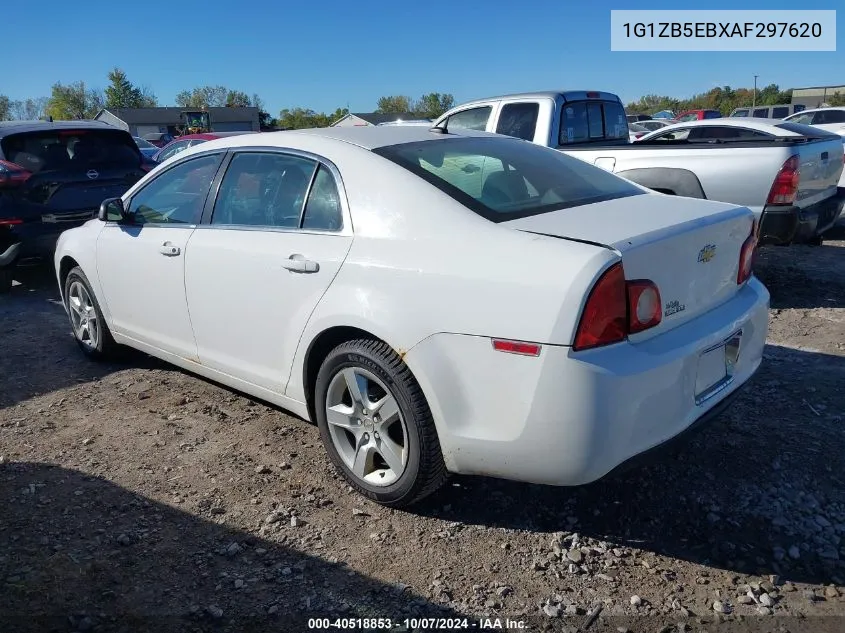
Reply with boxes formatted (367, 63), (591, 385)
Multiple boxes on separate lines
(373, 136), (644, 223)
(560, 100), (628, 145)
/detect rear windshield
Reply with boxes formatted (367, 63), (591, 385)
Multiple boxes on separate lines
(0, 129), (140, 174)
(560, 100), (628, 145)
(775, 122), (839, 139)
(373, 136), (644, 223)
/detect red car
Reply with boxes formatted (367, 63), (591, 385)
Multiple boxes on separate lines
(152, 131), (258, 163)
(674, 109), (722, 122)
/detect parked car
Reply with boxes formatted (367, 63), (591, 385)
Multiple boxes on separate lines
(626, 114), (650, 123)
(0, 120), (152, 291)
(133, 136), (160, 159)
(783, 107), (845, 135)
(730, 104), (805, 119)
(674, 109), (723, 122)
(629, 122), (649, 141)
(142, 132), (174, 148)
(54, 126), (769, 507)
(152, 131), (259, 163)
(636, 120), (673, 132)
(435, 96), (845, 245)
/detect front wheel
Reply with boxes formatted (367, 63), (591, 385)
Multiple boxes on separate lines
(314, 339), (447, 508)
(64, 266), (121, 360)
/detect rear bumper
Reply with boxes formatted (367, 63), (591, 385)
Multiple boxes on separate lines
(760, 188), (845, 245)
(404, 278), (770, 486)
(0, 215), (93, 268)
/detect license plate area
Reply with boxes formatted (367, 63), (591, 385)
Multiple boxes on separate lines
(695, 330), (742, 406)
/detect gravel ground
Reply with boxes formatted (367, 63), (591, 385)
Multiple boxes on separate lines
(1, 231), (844, 633)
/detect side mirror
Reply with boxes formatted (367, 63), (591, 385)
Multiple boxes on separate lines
(98, 197), (127, 222)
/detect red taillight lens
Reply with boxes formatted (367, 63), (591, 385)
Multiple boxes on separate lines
(574, 263), (663, 351)
(626, 281), (662, 333)
(766, 155), (800, 206)
(492, 339), (542, 356)
(0, 159), (32, 187)
(0, 218), (23, 226)
(573, 263), (628, 351)
(737, 221), (758, 285)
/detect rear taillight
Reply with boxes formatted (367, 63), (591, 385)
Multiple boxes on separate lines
(737, 221), (758, 285)
(573, 263), (663, 351)
(766, 155), (800, 206)
(0, 218), (23, 226)
(0, 159), (32, 187)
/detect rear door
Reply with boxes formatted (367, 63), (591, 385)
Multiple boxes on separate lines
(184, 149), (353, 393)
(0, 127), (146, 223)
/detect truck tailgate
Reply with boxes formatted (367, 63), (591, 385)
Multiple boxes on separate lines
(792, 137), (844, 208)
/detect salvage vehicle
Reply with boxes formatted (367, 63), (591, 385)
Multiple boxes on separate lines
(0, 121), (152, 291)
(435, 94), (845, 245)
(54, 126), (769, 507)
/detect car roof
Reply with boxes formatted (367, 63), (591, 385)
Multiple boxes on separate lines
(659, 117), (802, 136)
(0, 120), (116, 138)
(786, 106), (845, 116)
(182, 126), (497, 153)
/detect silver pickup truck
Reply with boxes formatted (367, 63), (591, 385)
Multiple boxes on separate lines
(433, 91), (845, 245)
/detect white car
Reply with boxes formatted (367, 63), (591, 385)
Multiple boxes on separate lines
(783, 107), (845, 135)
(54, 127), (769, 507)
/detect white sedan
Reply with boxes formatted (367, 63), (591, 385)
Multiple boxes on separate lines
(54, 126), (770, 507)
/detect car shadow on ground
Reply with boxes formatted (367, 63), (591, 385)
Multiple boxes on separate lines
(755, 244), (845, 310)
(413, 344), (845, 588)
(0, 461), (472, 633)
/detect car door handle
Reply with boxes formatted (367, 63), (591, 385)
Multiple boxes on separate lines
(159, 242), (181, 256)
(281, 254), (319, 273)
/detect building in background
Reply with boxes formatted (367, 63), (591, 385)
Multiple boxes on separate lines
(790, 85), (845, 109)
(331, 112), (420, 127)
(95, 107), (260, 137)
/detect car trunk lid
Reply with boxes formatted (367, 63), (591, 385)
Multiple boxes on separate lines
(501, 194), (754, 340)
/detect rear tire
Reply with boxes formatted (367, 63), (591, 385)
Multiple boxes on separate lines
(314, 338), (447, 508)
(63, 266), (121, 360)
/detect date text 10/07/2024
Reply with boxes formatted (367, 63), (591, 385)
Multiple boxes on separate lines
(307, 617), (527, 630)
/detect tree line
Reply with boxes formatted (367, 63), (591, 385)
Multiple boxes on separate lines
(3, 69), (843, 127)
(626, 83), (845, 115)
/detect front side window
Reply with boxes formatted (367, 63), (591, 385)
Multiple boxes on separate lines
(815, 109), (845, 124)
(559, 100), (628, 145)
(373, 136), (643, 223)
(785, 111), (814, 125)
(444, 106), (492, 131)
(676, 113), (699, 122)
(641, 128), (692, 142)
(732, 109), (750, 117)
(126, 154), (220, 225)
(495, 103), (539, 141)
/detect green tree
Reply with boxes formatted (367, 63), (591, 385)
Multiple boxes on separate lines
(10, 97), (48, 120)
(45, 81), (103, 120)
(413, 93), (454, 119)
(376, 95), (412, 114)
(277, 107), (332, 129)
(104, 67), (154, 109)
(225, 90), (251, 107)
(0, 95), (10, 121)
(827, 92), (845, 107)
(175, 85), (229, 109)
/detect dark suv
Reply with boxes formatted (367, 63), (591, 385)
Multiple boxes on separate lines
(0, 121), (151, 291)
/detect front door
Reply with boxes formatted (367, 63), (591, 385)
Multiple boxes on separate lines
(184, 150), (353, 393)
(96, 153), (223, 360)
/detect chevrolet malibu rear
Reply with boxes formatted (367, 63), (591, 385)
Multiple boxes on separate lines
(372, 134), (769, 491)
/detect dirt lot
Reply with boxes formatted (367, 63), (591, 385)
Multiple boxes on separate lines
(1, 232), (844, 633)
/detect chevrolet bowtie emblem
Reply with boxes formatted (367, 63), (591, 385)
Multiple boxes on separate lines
(697, 244), (716, 263)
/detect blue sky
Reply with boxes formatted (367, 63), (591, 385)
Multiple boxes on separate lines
(2, 0), (841, 114)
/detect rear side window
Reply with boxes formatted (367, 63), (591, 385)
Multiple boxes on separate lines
(495, 103), (539, 141)
(559, 100), (628, 145)
(815, 110), (845, 124)
(0, 129), (140, 174)
(373, 136), (643, 223)
(444, 106), (492, 131)
(772, 106), (789, 118)
(753, 108), (769, 117)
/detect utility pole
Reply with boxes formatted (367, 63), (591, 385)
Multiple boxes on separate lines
(752, 75), (758, 110)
